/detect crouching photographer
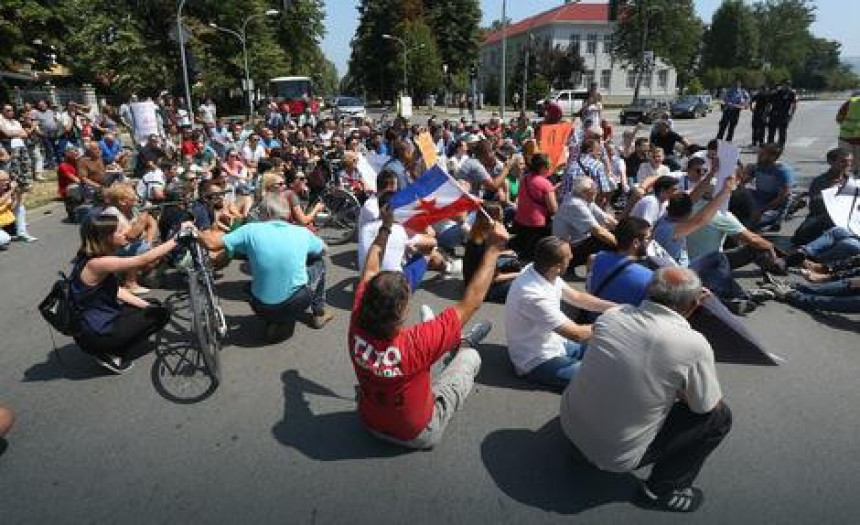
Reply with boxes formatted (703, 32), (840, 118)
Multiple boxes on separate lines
(0, 170), (37, 250)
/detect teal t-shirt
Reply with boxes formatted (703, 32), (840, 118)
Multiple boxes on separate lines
(223, 221), (324, 305)
(686, 206), (747, 260)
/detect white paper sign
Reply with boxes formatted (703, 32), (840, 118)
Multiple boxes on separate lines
(822, 178), (860, 236)
(366, 151), (390, 173)
(399, 96), (413, 118)
(715, 140), (739, 211)
(130, 101), (160, 146)
(356, 153), (378, 193)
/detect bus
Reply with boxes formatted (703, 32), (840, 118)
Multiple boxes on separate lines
(268, 76), (320, 117)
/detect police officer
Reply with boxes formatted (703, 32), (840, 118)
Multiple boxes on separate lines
(717, 80), (749, 142)
(767, 81), (797, 147)
(750, 85), (771, 148)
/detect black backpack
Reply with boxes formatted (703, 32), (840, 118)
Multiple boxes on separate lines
(38, 264), (83, 337)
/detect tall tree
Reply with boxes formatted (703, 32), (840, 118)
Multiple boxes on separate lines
(347, 0), (403, 101)
(753, 0), (815, 72)
(401, 19), (443, 101)
(610, 0), (703, 82)
(701, 0), (759, 70)
(423, 0), (481, 76)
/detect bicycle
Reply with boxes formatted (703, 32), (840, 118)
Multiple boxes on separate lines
(177, 227), (227, 384)
(307, 150), (362, 245)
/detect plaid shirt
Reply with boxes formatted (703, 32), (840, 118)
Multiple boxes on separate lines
(562, 152), (613, 200)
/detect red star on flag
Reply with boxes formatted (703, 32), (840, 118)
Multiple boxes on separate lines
(416, 197), (440, 214)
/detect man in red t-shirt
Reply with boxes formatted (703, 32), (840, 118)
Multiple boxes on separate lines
(349, 205), (508, 449)
(56, 145), (80, 200)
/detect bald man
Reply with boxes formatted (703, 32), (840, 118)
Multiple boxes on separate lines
(561, 267), (731, 513)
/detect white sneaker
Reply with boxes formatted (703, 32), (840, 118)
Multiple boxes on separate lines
(442, 259), (463, 280)
(14, 233), (38, 243)
(420, 304), (435, 322)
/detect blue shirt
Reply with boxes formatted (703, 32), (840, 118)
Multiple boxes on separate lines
(99, 139), (122, 164)
(724, 87), (750, 107)
(587, 251), (653, 306)
(222, 221), (324, 305)
(654, 216), (689, 267)
(753, 162), (793, 200)
(262, 137), (281, 149)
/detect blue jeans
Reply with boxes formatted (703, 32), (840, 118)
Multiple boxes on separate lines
(436, 224), (465, 251)
(403, 253), (429, 293)
(803, 227), (860, 264)
(525, 340), (586, 391)
(689, 251), (747, 300)
(787, 279), (860, 313)
(249, 257), (327, 322)
(751, 189), (789, 229)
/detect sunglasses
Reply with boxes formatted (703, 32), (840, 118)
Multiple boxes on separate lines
(272, 182), (286, 187)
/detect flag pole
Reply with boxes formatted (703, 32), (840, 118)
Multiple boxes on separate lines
(437, 161), (495, 223)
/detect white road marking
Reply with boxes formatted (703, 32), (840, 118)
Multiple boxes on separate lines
(789, 137), (816, 148)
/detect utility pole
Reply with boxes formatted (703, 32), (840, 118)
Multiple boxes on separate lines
(499, 0), (507, 120)
(177, 0), (194, 124)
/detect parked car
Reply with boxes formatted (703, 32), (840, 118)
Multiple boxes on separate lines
(671, 94), (712, 118)
(619, 98), (672, 125)
(331, 96), (367, 121)
(536, 89), (589, 118)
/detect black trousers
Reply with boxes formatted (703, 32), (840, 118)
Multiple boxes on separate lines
(249, 258), (327, 325)
(570, 235), (616, 268)
(511, 222), (552, 261)
(751, 114), (767, 146)
(717, 108), (741, 141)
(75, 303), (170, 358)
(637, 401), (732, 495)
(767, 119), (789, 147)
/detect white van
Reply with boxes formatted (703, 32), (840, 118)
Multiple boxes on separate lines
(536, 89), (589, 117)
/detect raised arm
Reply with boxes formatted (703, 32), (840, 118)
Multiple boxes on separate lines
(673, 176), (737, 238)
(453, 220), (508, 325)
(358, 206), (394, 285)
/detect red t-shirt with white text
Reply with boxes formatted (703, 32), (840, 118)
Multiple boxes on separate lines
(348, 281), (462, 440)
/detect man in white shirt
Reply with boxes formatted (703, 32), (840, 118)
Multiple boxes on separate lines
(504, 236), (614, 389)
(630, 175), (678, 225)
(560, 267), (731, 513)
(199, 98), (217, 126)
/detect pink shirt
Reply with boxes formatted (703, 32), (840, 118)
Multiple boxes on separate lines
(515, 173), (554, 227)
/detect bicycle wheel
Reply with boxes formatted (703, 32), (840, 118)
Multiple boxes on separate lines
(188, 270), (221, 384)
(315, 188), (360, 245)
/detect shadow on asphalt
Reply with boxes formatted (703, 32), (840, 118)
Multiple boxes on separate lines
(420, 276), (463, 302)
(272, 370), (408, 461)
(328, 249), (358, 271)
(810, 311), (860, 334)
(326, 276), (357, 311)
(481, 417), (638, 514)
(23, 345), (110, 382)
(474, 343), (560, 393)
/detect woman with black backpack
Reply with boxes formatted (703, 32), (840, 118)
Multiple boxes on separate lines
(70, 214), (184, 373)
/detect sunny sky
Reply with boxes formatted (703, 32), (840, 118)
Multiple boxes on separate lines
(320, 0), (860, 77)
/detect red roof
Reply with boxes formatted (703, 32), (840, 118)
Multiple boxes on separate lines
(484, 3), (609, 45)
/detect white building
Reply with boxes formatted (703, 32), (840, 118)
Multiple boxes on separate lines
(480, 0), (677, 104)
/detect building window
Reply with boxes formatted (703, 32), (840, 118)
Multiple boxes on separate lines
(583, 70), (594, 88)
(626, 70), (637, 89)
(643, 71), (652, 88)
(569, 34), (580, 54)
(658, 69), (669, 88)
(600, 69), (611, 89)
(586, 34), (597, 54)
(603, 34), (613, 54)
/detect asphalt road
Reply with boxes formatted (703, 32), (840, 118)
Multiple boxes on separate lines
(2, 100), (859, 524)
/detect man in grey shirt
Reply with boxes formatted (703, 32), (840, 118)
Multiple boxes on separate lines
(552, 175), (617, 268)
(31, 99), (59, 168)
(560, 267), (731, 513)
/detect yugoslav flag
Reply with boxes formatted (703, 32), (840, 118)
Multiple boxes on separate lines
(389, 165), (480, 232)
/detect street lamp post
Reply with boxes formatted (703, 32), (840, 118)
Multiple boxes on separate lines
(522, 32), (535, 116)
(210, 9), (279, 120)
(382, 34), (424, 96)
(499, 0), (507, 121)
(177, 0), (194, 123)
(442, 63), (449, 113)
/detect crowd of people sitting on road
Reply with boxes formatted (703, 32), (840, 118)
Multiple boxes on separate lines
(5, 87), (860, 513)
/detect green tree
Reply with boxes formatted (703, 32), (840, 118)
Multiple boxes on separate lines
(423, 0), (481, 78)
(701, 0), (759, 70)
(0, 0), (60, 71)
(610, 0), (703, 84)
(347, 0), (404, 101)
(754, 0), (815, 73)
(401, 19), (442, 102)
